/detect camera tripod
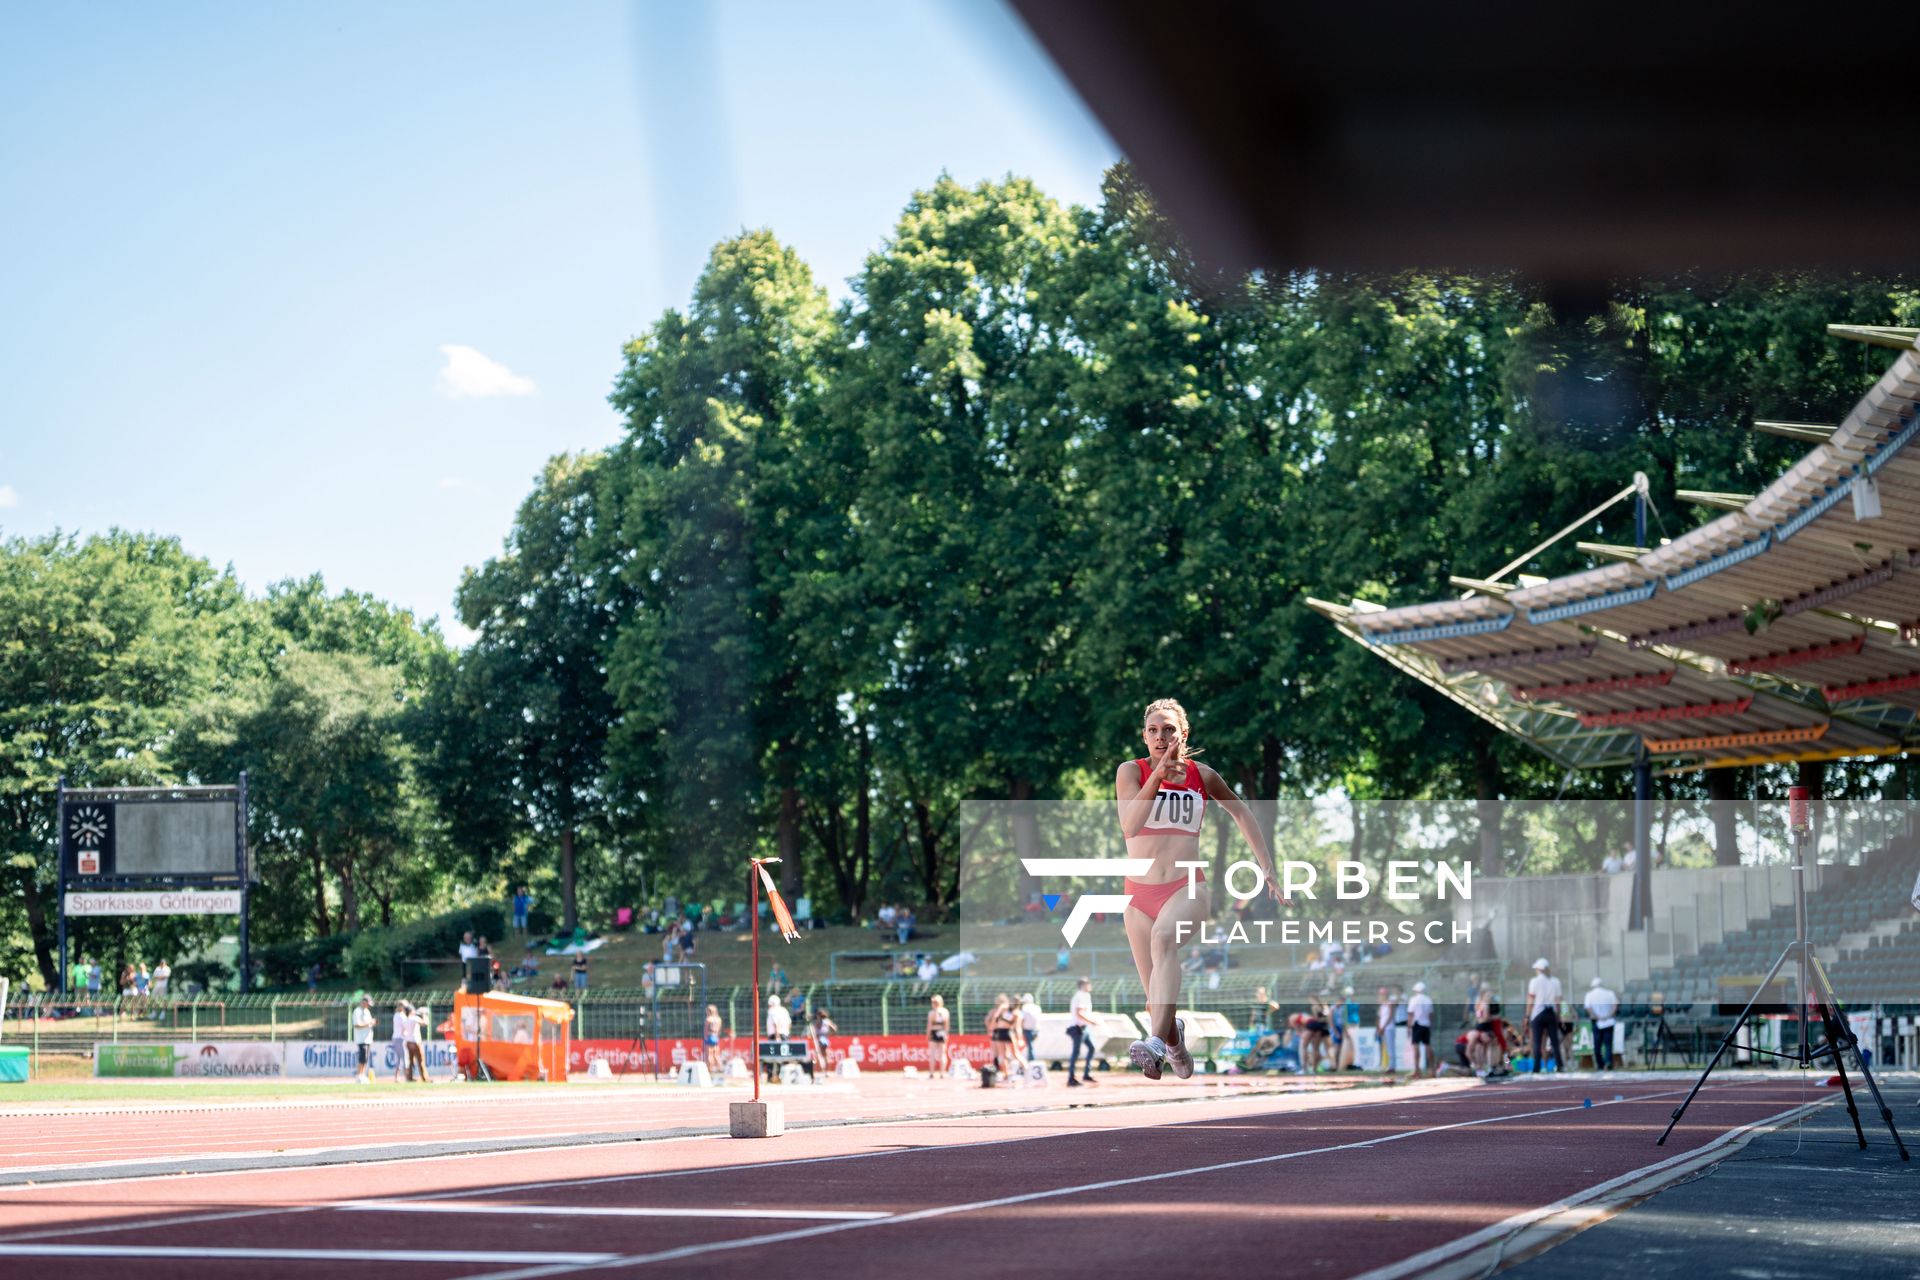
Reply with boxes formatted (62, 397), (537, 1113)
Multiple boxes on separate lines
(1657, 792), (1907, 1159)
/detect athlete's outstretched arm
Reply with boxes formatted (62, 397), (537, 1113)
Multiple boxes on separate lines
(1200, 764), (1280, 898)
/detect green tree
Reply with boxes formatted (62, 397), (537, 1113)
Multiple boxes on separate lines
(440, 453), (617, 931)
(600, 230), (835, 903)
(0, 531), (253, 986)
(840, 176), (1093, 903)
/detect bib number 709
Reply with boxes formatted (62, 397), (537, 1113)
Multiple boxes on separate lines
(1151, 790), (1196, 827)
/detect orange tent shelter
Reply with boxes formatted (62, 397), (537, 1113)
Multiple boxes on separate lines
(450, 990), (575, 1082)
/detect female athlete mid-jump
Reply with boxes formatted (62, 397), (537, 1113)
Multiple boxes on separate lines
(1116, 698), (1278, 1078)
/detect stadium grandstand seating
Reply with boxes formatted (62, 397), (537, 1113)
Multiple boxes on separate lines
(1626, 838), (1920, 1009)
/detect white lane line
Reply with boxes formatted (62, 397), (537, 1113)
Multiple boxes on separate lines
(1346, 1096), (1835, 1280)
(463, 1089), (1700, 1280)
(0, 1081), (1520, 1253)
(338, 1201), (890, 1222)
(0, 1078), (1328, 1197)
(0, 1244), (618, 1264)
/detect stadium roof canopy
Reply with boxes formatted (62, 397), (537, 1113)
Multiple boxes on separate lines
(1307, 327), (1920, 774)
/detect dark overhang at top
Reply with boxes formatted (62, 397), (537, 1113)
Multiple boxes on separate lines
(1010, 4), (1920, 287)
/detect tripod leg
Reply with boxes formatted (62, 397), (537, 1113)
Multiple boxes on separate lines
(1815, 999), (1869, 1149)
(1809, 955), (1911, 1162)
(1659, 943), (1796, 1147)
(1657, 1006), (1753, 1147)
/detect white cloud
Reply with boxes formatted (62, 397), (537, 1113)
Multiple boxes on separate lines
(0, 485), (16, 509)
(436, 344), (536, 399)
(440, 615), (478, 648)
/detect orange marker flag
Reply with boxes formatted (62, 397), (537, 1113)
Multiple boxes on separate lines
(753, 858), (802, 942)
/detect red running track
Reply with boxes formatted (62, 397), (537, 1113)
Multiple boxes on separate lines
(0, 1076), (1832, 1280)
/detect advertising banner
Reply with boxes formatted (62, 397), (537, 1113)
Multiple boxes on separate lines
(282, 1040), (461, 1078)
(65, 889), (242, 916)
(567, 1034), (995, 1076)
(95, 1041), (285, 1077)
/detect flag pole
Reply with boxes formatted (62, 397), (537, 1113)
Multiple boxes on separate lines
(732, 856), (796, 1139)
(750, 858), (761, 1105)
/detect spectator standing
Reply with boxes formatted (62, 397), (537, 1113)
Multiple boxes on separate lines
(808, 1007), (837, 1077)
(663, 923), (680, 964)
(1525, 958), (1566, 1073)
(1066, 976), (1097, 1086)
(926, 993), (951, 1075)
(681, 930), (697, 960)
(118, 963), (136, 998)
(1375, 986), (1398, 1074)
(391, 1001), (413, 1082)
(703, 1005), (724, 1076)
(986, 994), (1018, 1080)
(351, 994), (376, 1084)
(1601, 851), (1624, 875)
(1405, 981), (1435, 1078)
(410, 1003), (431, 1081)
(765, 995), (793, 1083)
(85, 960), (102, 1007)
(306, 960), (322, 992)
(151, 959), (171, 999)
(134, 963), (151, 1003)
(511, 886), (533, 936)
(1019, 993), (1040, 1062)
(1583, 977), (1619, 1070)
(458, 932), (478, 963)
(571, 953), (589, 991)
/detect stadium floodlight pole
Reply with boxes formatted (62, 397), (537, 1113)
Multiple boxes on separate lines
(1657, 786), (1906, 1158)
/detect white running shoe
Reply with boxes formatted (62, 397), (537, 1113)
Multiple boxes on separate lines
(1128, 1036), (1168, 1080)
(1165, 1019), (1195, 1079)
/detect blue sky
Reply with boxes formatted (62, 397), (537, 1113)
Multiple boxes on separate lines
(0, 1), (1115, 642)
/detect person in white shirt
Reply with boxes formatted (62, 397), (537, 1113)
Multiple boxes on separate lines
(1375, 986), (1399, 1074)
(1600, 851), (1624, 875)
(1019, 993), (1041, 1062)
(1066, 976), (1097, 1086)
(390, 1001), (414, 1082)
(1524, 958), (1566, 1073)
(410, 1004), (431, 1081)
(916, 955), (938, 982)
(1583, 977), (1620, 1070)
(1405, 981), (1435, 1078)
(350, 994), (376, 1084)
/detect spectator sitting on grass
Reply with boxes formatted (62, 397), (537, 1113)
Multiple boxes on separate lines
(1054, 945), (1071, 973)
(896, 907), (915, 945)
(918, 954), (939, 982)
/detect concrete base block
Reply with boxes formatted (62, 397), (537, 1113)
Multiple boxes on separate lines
(729, 1100), (785, 1138)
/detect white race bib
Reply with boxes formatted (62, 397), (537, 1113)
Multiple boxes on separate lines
(1144, 784), (1204, 834)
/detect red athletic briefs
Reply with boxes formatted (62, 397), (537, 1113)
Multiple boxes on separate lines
(1125, 871), (1206, 921)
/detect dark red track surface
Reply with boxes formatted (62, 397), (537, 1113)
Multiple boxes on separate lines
(0, 1076), (1830, 1279)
